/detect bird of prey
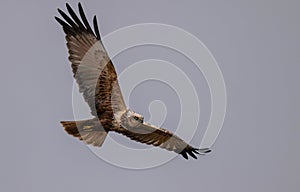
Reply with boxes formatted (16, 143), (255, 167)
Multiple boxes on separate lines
(55, 3), (211, 159)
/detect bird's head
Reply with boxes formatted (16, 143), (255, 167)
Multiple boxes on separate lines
(121, 109), (144, 128)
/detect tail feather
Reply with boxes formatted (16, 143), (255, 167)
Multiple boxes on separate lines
(60, 119), (108, 147)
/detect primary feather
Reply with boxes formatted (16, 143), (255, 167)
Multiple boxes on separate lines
(56, 3), (210, 160)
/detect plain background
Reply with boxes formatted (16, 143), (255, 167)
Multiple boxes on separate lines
(0, 0), (299, 191)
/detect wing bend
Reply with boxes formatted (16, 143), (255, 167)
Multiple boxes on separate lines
(118, 122), (211, 159)
(55, 3), (126, 120)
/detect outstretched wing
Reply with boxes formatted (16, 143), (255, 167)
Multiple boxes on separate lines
(55, 3), (126, 121)
(119, 123), (211, 159)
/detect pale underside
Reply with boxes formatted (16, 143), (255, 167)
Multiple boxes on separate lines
(56, 3), (210, 159)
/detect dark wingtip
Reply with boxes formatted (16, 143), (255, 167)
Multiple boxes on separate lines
(179, 147), (211, 160)
(180, 149), (194, 160)
(78, 2), (94, 35)
(56, 2), (99, 39)
(65, 3), (72, 13)
(54, 16), (59, 21)
(57, 8), (63, 15)
(187, 150), (197, 159)
(66, 2), (85, 30)
(57, 8), (66, 17)
(199, 148), (212, 154)
(78, 2), (84, 14)
(192, 148), (200, 154)
(93, 16), (101, 40)
(54, 16), (65, 26)
(181, 152), (188, 160)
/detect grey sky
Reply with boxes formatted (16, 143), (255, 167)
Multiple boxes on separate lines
(0, 0), (299, 192)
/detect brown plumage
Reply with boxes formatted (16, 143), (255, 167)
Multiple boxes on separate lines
(56, 3), (211, 159)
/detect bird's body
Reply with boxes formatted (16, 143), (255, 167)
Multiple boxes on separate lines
(56, 3), (210, 160)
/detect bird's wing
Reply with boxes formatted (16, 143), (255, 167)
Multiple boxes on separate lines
(55, 3), (126, 119)
(119, 123), (211, 159)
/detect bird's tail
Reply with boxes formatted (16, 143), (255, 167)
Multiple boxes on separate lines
(60, 118), (108, 147)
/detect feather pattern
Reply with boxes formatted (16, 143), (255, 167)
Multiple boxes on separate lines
(56, 3), (211, 160)
(55, 3), (126, 123)
(118, 122), (206, 159)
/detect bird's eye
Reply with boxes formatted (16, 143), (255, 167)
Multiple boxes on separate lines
(133, 116), (139, 120)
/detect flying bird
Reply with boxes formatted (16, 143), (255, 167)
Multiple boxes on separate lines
(55, 3), (211, 159)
